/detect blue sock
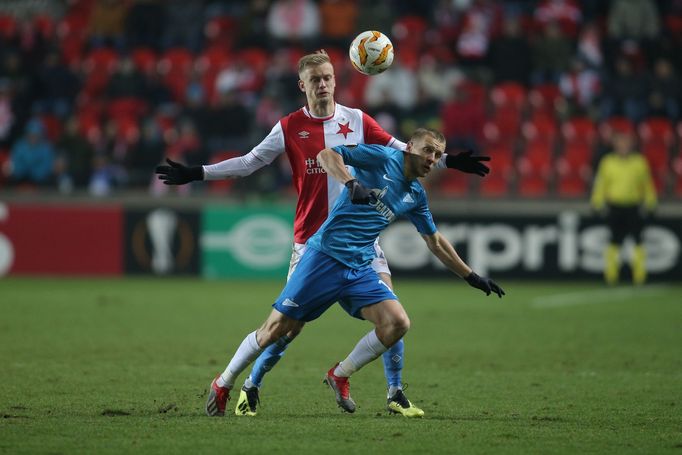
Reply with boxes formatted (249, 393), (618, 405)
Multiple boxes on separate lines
(248, 335), (292, 388)
(382, 338), (404, 389)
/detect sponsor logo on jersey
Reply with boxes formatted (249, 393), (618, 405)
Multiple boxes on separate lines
(298, 131), (310, 139)
(382, 173), (396, 183)
(402, 193), (414, 203)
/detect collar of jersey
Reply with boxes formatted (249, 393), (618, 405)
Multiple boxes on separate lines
(302, 106), (336, 122)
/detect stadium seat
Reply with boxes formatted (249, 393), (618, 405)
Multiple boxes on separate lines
(239, 48), (270, 74)
(0, 14), (17, 40)
(598, 116), (634, 145)
(561, 116), (597, 147)
(516, 142), (552, 197)
(196, 45), (232, 73)
(527, 83), (560, 118)
(158, 47), (194, 76)
(82, 48), (119, 98)
(478, 146), (514, 197)
(490, 82), (527, 114)
(522, 114), (558, 147)
(638, 117), (674, 148)
(672, 150), (682, 196)
(555, 143), (593, 197)
(130, 47), (158, 75)
(642, 143), (670, 194)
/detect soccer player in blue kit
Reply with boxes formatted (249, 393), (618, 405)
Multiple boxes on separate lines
(205, 128), (505, 416)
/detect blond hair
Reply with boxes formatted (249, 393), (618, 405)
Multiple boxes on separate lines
(298, 50), (331, 75)
(411, 127), (446, 145)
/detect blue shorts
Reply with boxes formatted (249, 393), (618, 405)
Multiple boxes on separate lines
(273, 248), (398, 322)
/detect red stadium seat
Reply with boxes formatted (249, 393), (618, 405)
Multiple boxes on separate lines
(561, 116), (597, 147)
(672, 150), (682, 196)
(196, 45), (232, 73)
(599, 116), (634, 145)
(490, 82), (527, 113)
(239, 48), (270, 74)
(516, 142), (552, 197)
(522, 114), (558, 147)
(527, 83), (560, 118)
(642, 143), (670, 194)
(479, 147), (514, 197)
(0, 14), (18, 39)
(638, 117), (674, 147)
(555, 143), (593, 197)
(158, 48), (194, 75)
(130, 47), (158, 74)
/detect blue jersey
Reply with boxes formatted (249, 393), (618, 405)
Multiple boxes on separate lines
(307, 144), (437, 269)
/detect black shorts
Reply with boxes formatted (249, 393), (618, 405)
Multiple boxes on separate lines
(607, 204), (644, 244)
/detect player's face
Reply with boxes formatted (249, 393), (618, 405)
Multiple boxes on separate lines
(299, 62), (335, 106)
(406, 136), (445, 178)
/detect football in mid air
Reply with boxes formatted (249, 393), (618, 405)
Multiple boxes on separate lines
(348, 30), (394, 76)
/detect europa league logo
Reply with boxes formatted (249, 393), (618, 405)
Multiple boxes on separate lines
(132, 209), (194, 274)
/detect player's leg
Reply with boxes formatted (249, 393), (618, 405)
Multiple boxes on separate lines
(236, 244), (307, 416)
(629, 206), (647, 285)
(374, 243), (424, 417)
(207, 309), (301, 417)
(605, 205), (625, 285)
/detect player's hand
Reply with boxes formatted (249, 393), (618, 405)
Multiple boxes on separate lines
(345, 179), (375, 204)
(445, 150), (490, 177)
(465, 272), (505, 298)
(155, 158), (203, 185)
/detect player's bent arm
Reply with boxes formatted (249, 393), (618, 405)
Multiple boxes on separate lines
(317, 148), (355, 184)
(421, 231), (472, 278)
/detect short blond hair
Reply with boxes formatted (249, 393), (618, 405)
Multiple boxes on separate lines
(411, 127), (446, 145)
(298, 50), (331, 75)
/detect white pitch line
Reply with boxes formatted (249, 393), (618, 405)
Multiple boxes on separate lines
(531, 285), (670, 308)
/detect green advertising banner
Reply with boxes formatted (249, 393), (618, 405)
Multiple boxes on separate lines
(201, 205), (295, 278)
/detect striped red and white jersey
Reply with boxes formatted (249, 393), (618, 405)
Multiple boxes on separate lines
(203, 103), (405, 243)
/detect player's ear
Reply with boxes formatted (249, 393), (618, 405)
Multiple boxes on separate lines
(298, 79), (305, 92)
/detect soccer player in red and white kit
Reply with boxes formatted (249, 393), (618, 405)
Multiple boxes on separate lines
(156, 50), (490, 418)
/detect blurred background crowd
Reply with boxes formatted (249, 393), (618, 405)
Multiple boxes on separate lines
(0, 0), (680, 199)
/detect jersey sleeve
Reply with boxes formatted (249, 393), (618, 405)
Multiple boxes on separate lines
(404, 191), (437, 235)
(332, 143), (389, 170)
(202, 122), (285, 180)
(362, 112), (406, 150)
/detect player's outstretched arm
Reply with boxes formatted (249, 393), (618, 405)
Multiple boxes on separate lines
(155, 158), (204, 185)
(422, 231), (505, 298)
(317, 148), (375, 204)
(444, 150), (491, 177)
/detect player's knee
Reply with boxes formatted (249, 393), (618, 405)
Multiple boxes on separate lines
(390, 313), (410, 338)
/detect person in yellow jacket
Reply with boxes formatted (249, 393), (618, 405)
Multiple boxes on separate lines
(590, 130), (657, 285)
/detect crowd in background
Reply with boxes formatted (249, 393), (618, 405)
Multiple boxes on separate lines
(0, 0), (681, 199)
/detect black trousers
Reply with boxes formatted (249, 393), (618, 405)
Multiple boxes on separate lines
(606, 204), (644, 245)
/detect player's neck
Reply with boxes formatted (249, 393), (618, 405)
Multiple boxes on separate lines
(308, 100), (335, 118)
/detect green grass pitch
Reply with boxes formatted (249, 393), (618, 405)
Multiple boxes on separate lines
(1, 278), (681, 454)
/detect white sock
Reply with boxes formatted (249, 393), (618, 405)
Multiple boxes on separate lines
(334, 330), (388, 378)
(217, 331), (262, 388)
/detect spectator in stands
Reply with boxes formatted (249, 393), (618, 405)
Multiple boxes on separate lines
(558, 57), (601, 118)
(607, 0), (660, 42)
(440, 81), (485, 153)
(531, 21), (573, 85)
(599, 56), (648, 123)
(127, 118), (165, 187)
(263, 48), (304, 113)
(590, 130), (657, 285)
(125, 0), (165, 51)
(534, 0), (582, 37)
(487, 16), (531, 85)
(364, 58), (418, 113)
(266, 0), (320, 49)
(576, 22), (605, 72)
(203, 90), (252, 152)
(34, 51), (81, 118)
(646, 57), (680, 120)
(4, 118), (55, 186)
(106, 56), (147, 100)
(87, 0), (131, 50)
(161, 0), (204, 52)
(0, 79), (15, 147)
(55, 116), (95, 192)
(214, 58), (262, 108)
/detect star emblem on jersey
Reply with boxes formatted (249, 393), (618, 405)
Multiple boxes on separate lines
(336, 122), (353, 138)
(402, 193), (414, 203)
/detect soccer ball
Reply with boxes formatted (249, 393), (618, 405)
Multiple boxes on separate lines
(349, 30), (394, 76)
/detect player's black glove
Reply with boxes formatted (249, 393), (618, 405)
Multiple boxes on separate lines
(345, 178), (375, 204)
(445, 150), (491, 177)
(155, 158), (203, 185)
(465, 271), (505, 298)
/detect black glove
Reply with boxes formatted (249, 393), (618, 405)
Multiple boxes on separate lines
(155, 158), (203, 185)
(345, 179), (375, 204)
(445, 150), (490, 177)
(465, 272), (505, 298)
